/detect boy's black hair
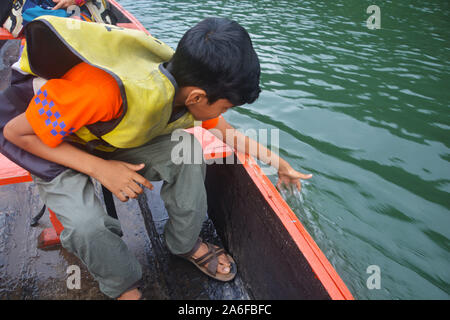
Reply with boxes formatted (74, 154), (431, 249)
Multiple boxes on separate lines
(167, 17), (261, 106)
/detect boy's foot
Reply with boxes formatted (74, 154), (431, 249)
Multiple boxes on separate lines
(117, 288), (142, 300)
(192, 241), (231, 275)
(182, 239), (237, 282)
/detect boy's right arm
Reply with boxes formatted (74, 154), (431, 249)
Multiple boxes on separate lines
(4, 112), (153, 202)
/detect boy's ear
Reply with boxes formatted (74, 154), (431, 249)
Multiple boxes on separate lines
(185, 88), (208, 106)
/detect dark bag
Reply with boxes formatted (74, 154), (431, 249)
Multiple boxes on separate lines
(0, 70), (68, 181)
(0, 1), (13, 25)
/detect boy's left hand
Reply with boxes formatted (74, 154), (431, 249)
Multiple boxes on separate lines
(276, 163), (313, 192)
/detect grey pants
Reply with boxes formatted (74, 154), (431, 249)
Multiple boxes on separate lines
(33, 132), (207, 298)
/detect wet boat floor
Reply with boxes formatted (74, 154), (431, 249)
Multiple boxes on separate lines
(0, 178), (250, 300)
(0, 40), (250, 300)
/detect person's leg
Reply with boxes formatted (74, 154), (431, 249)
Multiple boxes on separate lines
(111, 131), (232, 276)
(110, 131), (207, 255)
(33, 169), (142, 299)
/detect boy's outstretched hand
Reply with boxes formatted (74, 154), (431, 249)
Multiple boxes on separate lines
(276, 162), (313, 192)
(92, 160), (154, 202)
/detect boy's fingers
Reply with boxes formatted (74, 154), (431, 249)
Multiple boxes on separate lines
(276, 179), (288, 192)
(145, 180), (154, 190)
(134, 174), (154, 190)
(115, 190), (128, 202)
(128, 181), (143, 195)
(299, 173), (313, 180)
(276, 179), (282, 191)
(124, 186), (138, 199)
(124, 162), (145, 171)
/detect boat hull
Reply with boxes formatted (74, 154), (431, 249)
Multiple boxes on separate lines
(206, 153), (353, 299)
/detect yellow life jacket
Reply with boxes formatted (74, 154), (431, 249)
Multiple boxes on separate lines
(18, 15), (196, 151)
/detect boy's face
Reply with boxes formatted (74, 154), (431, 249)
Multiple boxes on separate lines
(184, 88), (234, 121)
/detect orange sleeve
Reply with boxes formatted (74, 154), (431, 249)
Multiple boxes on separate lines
(201, 116), (220, 130)
(25, 63), (122, 148)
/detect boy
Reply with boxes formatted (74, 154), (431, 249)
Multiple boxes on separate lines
(2, 17), (312, 299)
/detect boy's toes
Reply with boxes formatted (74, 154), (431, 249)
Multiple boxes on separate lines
(217, 253), (231, 274)
(218, 263), (231, 274)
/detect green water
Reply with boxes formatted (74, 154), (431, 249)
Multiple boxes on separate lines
(118, 0), (450, 299)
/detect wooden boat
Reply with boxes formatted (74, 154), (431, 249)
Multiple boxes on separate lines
(0, 0), (354, 300)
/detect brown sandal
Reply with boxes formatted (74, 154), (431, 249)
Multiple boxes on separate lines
(178, 238), (237, 282)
